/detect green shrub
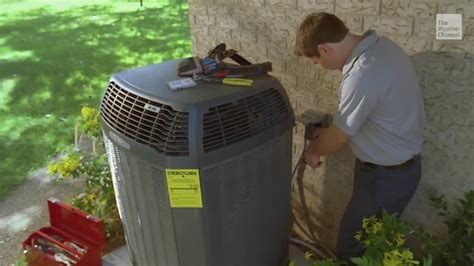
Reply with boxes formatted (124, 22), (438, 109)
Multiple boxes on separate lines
(303, 190), (474, 266)
(350, 211), (432, 266)
(430, 190), (474, 265)
(48, 107), (122, 241)
(304, 211), (432, 266)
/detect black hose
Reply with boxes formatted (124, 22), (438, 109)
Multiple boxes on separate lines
(289, 138), (337, 260)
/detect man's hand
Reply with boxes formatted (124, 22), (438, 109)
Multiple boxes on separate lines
(302, 124), (350, 168)
(304, 145), (322, 168)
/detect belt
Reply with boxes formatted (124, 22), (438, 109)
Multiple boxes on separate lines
(361, 155), (419, 170)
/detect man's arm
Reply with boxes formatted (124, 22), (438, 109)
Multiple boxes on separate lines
(304, 124), (349, 167)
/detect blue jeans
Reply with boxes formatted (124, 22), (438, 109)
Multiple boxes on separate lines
(336, 155), (422, 262)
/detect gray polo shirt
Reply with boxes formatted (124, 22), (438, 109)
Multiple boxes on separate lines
(333, 30), (425, 166)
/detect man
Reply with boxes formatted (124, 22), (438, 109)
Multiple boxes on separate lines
(294, 13), (425, 261)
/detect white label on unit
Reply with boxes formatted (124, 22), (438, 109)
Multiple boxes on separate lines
(144, 103), (161, 113)
(167, 78), (197, 91)
(436, 14), (463, 40)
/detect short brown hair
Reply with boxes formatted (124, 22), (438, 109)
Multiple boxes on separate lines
(295, 13), (349, 57)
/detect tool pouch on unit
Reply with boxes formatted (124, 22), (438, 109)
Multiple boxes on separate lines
(177, 43), (272, 77)
(177, 56), (203, 77)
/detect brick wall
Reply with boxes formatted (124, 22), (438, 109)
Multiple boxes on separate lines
(188, 0), (474, 250)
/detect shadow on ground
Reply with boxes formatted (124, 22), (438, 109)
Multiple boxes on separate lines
(0, 3), (192, 199)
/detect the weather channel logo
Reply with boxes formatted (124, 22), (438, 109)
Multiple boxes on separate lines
(436, 14), (463, 40)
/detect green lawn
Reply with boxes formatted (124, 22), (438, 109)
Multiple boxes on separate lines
(0, 0), (192, 199)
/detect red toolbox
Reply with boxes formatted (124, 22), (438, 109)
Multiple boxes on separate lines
(22, 197), (106, 266)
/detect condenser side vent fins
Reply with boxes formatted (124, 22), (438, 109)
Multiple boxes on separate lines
(202, 88), (289, 152)
(100, 81), (189, 156)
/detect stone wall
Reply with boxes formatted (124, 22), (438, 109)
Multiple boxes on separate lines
(188, 0), (474, 250)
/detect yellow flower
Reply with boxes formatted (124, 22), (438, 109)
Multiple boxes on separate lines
(394, 233), (406, 247)
(400, 250), (419, 264)
(383, 250), (403, 266)
(87, 193), (96, 201)
(362, 216), (377, 231)
(383, 249), (420, 266)
(372, 221), (383, 233)
(304, 251), (314, 260)
(354, 231), (362, 241)
(362, 218), (370, 229)
(81, 106), (96, 118)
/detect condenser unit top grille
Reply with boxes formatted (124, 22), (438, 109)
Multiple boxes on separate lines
(203, 88), (289, 152)
(100, 81), (189, 156)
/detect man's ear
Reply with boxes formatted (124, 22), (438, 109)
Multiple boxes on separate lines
(317, 43), (330, 56)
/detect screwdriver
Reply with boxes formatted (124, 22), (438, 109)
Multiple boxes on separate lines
(202, 77), (254, 87)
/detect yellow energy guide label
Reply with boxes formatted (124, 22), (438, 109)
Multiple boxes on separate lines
(165, 169), (203, 208)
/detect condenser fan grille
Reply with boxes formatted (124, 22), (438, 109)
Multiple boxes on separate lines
(203, 88), (289, 152)
(100, 81), (189, 156)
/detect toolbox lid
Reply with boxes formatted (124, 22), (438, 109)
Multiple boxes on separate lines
(48, 197), (106, 250)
